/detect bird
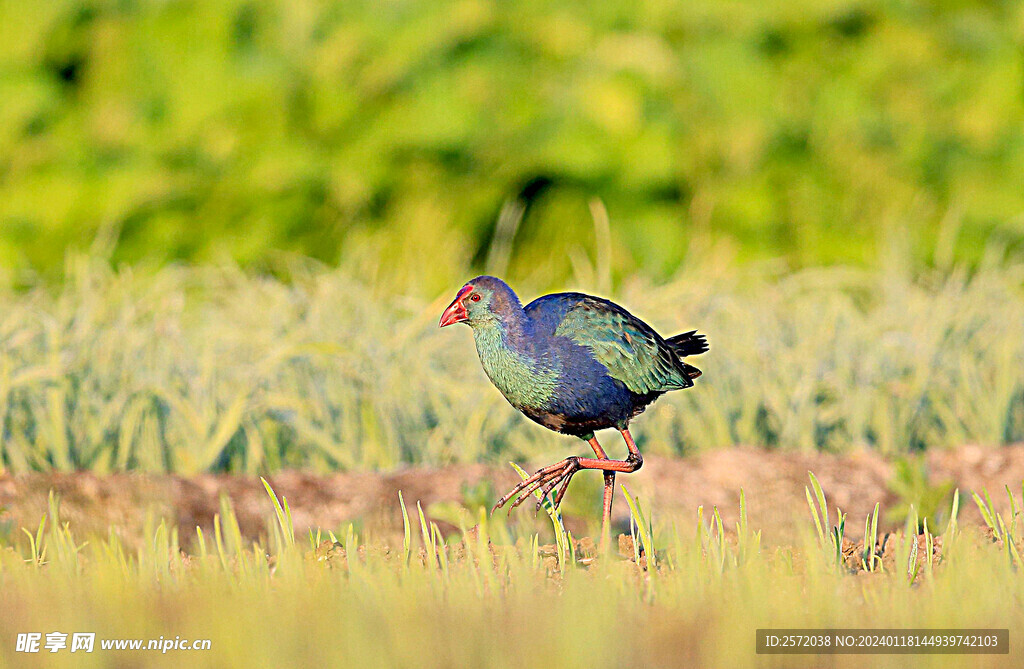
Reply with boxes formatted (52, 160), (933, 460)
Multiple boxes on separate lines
(438, 275), (708, 540)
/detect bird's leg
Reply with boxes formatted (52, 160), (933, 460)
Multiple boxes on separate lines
(492, 428), (644, 524)
(619, 426), (643, 468)
(585, 436), (615, 553)
(600, 472), (615, 552)
(596, 427), (645, 552)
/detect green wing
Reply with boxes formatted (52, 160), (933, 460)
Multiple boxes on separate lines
(553, 296), (694, 394)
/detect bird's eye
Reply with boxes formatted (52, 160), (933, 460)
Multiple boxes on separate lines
(470, 294), (481, 302)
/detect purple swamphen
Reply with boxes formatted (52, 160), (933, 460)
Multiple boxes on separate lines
(439, 276), (708, 538)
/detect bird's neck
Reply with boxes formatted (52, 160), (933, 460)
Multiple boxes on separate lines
(472, 312), (557, 410)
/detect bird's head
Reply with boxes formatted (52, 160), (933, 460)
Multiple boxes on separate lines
(439, 276), (519, 328)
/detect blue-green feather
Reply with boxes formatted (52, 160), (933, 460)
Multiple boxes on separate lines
(549, 295), (693, 394)
(455, 276), (706, 436)
(472, 322), (559, 410)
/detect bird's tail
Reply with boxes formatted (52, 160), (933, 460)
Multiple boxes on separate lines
(666, 330), (709, 358)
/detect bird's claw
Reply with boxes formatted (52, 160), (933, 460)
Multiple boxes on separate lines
(492, 457), (581, 516)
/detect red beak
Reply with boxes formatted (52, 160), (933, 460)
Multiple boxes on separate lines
(439, 285), (473, 327)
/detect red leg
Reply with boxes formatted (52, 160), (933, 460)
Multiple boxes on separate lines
(586, 436), (615, 551)
(620, 426), (642, 461)
(493, 428), (644, 522)
(600, 471), (615, 551)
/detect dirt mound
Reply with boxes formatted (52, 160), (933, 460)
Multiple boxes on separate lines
(1, 444), (1023, 545)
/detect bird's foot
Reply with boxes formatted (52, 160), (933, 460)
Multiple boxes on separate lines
(492, 457), (581, 515)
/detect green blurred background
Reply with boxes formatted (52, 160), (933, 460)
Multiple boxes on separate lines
(2, 0), (1024, 292)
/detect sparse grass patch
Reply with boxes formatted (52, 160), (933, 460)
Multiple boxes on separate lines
(0, 480), (1021, 667)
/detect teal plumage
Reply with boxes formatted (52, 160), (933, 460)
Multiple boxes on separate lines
(471, 320), (560, 410)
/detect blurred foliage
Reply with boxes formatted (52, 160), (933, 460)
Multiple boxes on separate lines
(0, 255), (1021, 474)
(2, 0), (1024, 292)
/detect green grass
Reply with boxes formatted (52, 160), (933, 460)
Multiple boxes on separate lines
(0, 478), (1022, 667)
(2, 0), (1024, 285)
(0, 254), (1021, 474)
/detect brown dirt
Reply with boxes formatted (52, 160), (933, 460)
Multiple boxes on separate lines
(2, 444), (1023, 546)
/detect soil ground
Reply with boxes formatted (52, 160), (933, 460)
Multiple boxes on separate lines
(2, 444), (1023, 546)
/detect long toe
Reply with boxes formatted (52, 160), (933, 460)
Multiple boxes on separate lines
(496, 458), (579, 514)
